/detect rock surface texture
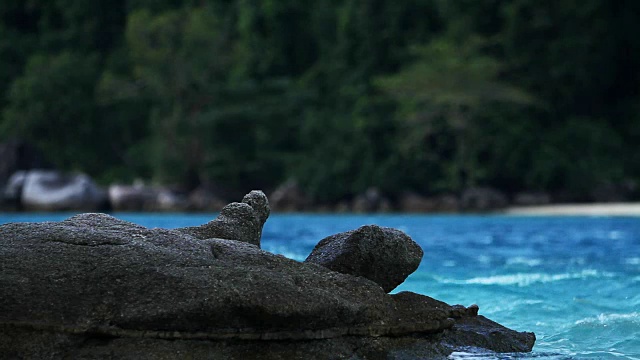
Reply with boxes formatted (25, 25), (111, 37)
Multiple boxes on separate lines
(176, 190), (269, 247)
(305, 224), (423, 292)
(0, 191), (535, 359)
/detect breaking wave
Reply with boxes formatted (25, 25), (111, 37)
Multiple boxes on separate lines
(436, 270), (615, 287)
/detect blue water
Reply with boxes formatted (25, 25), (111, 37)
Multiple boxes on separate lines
(1, 212), (639, 359)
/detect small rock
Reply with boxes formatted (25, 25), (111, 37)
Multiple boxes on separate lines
(352, 187), (392, 213)
(269, 179), (310, 212)
(109, 183), (157, 211)
(3, 171), (27, 203)
(305, 225), (423, 292)
(188, 186), (228, 212)
(461, 187), (508, 211)
(513, 192), (551, 206)
(242, 190), (270, 226)
(399, 192), (461, 213)
(155, 189), (189, 211)
(177, 190), (269, 247)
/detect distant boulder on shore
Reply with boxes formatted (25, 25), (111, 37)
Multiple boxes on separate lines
(6, 170), (108, 211)
(0, 190), (535, 358)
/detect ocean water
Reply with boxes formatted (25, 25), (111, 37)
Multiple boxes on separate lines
(1, 212), (638, 359)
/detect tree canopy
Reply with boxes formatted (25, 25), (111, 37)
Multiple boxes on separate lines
(1, 0), (638, 203)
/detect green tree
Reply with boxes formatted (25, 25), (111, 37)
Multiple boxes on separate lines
(2, 52), (105, 173)
(377, 37), (535, 192)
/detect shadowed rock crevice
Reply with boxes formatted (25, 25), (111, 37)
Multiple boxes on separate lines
(0, 190), (535, 359)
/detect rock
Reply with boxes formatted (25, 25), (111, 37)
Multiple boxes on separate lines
(3, 171), (27, 205)
(155, 188), (189, 211)
(513, 192), (551, 206)
(176, 190), (269, 247)
(334, 200), (351, 213)
(242, 190), (270, 227)
(0, 191), (535, 358)
(591, 180), (638, 202)
(108, 183), (158, 211)
(461, 187), (508, 211)
(188, 186), (228, 212)
(399, 192), (460, 213)
(269, 179), (311, 212)
(305, 225), (423, 292)
(352, 187), (392, 213)
(19, 170), (108, 211)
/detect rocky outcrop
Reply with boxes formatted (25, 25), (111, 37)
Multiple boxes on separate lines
(16, 170), (108, 211)
(0, 191), (535, 358)
(176, 190), (269, 247)
(305, 225), (423, 293)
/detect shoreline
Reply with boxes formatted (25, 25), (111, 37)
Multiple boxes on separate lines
(503, 203), (640, 216)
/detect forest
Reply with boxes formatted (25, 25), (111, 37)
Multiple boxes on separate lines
(1, 0), (639, 205)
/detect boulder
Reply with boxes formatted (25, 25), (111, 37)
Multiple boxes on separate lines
(108, 183), (158, 211)
(513, 192), (551, 206)
(399, 192), (460, 213)
(352, 187), (392, 213)
(19, 170), (108, 211)
(3, 171), (27, 204)
(187, 186), (228, 212)
(0, 191), (535, 358)
(461, 187), (508, 211)
(305, 225), (423, 293)
(154, 188), (189, 211)
(269, 179), (311, 212)
(176, 190), (269, 247)
(590, 180), (638, 202)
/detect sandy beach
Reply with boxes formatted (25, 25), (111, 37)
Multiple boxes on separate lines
(504, 203), (640, 216)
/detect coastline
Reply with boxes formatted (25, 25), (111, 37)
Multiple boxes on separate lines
(503, 202), (640, 216)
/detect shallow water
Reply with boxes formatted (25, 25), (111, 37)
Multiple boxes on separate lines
(1, 212), (639, 359)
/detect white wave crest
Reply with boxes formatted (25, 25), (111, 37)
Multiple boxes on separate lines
(506, 257), (543, 267)
(575, 312), (640, 326)
(437, 270), (614, 287)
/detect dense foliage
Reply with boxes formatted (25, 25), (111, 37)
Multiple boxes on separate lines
(1, 0), (638, 202)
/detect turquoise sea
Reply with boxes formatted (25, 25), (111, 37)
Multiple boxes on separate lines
(1, 212), (639, 359)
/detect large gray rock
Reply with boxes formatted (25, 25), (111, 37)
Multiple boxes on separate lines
(176, 190), (269, 247)
(0, 191), (535, 358)
(108, 183), (158, 211)
(305, 225), (423, 293)
(19, 170), (108, 211)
